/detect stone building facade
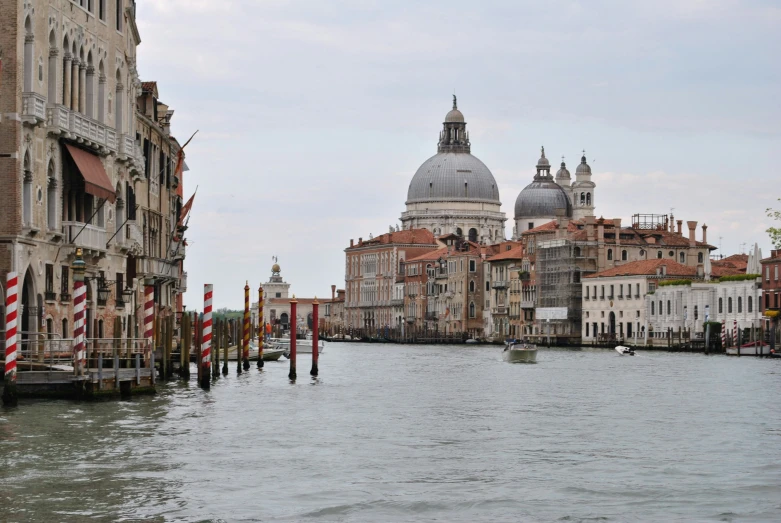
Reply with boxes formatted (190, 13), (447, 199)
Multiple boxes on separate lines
(0, 1), (187, 345)
(344, 229), (439, 329)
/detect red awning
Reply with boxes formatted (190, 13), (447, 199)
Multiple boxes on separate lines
(65, 144), (116, 203)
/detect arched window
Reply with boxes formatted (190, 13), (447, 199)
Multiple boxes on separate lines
(667, 300), (671, 315)
(24, 17), (33, 92)
(580, 192), (585, 204)
(23, 151), (32, 227)
(651, 301), (655, 315)
(621, 250), (628, 261)
(607, 249), (613, 261)
(468, 228), (478, 243)
(748, 296), (753, 313)
(456, 227), (463, 237)
(47, 161), (57, 230)
(48, 30), (58, 102)
(469, 281), (475, 293)
(728, 297), (733, 313)
(85, 51), (95, 118)
(586, 193), (591, 206)
(737, 296), (742, 313)
(98, 61), (106, 123)
(574, 246), (581, 257)
(698, 253), (704, 264)
(718, 297), (723, 313)
(469, 301), (475, 318)
(115, 69), (124, 132)
(62, 318), (69, 337)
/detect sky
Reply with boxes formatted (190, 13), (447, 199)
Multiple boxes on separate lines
(135, 0), (781, 310)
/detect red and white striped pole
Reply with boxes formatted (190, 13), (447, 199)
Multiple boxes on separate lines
(2, 272), (19, 406)
(144, 280), (155, 369)
(72, 249), (87, 376)
(734, 319), (739, 355)
(721, 321), (726, 349)
(288, 296), (297, 380)
(243, 281), (250, 370)
(201, 284), (213, 389)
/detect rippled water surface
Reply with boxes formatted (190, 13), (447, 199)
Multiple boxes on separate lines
(1, 343), (780, 522)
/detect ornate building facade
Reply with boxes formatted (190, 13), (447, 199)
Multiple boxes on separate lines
(400, 97), (507, 244)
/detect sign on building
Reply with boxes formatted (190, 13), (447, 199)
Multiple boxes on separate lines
(536, 307), (568, 320)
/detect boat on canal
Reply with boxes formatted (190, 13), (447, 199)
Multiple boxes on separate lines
(268, 336), (326, 357)
(224, 341), (285, 361)
(502, 339), (537, 363)
(726, 341), (771, 356)
(615, 345), (635, 356)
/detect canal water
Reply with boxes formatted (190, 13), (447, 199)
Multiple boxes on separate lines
(1, 343), (780, 522)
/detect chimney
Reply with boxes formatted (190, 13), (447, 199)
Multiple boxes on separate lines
(677, 220), (683, 235)
(687, 221), (697, 247)
(331, 285), (336, 302)
(702, 224), (708, 244)
(613, 218), (622, 247)
(350, 239), (354, 247)
(358, 237), (363, 244)
(669, 214), (675, 233)
(597, 222), (604, 243)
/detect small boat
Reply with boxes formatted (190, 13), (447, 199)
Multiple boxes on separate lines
(726, 342), (771, 356)
(268, 337), (325, 357)
(615, 345), (635, 356)
(502, 339), (537, 363)
(465, 338), (479, 344)
(223, 341), (285, 361)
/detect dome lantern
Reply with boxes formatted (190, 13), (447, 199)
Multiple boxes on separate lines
(437, 95), (470, 154)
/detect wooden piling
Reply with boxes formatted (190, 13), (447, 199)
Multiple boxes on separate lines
(222, 319), (229, 375)
(213, 317), (221, 379)
(289, 297), (298, 381)
(235, 319), (242, 375)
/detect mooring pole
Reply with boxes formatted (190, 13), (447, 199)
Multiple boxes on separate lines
(2, 272), (19, 406)
(235, 318), (242, 375)
(201, 284), (213, 389)
(289, 296), (298, 381)
(213, 317), (221, 378)
(222, 319), (229, 375)
(243, 282), (251, 371)
(257, 285), (265, 369)
(311, 297), (319, 377)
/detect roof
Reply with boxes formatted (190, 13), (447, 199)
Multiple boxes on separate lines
(348, 229), (436, 249)
(141, 81), (158, 96)
(406, 152), (500, 205)
(523, 219), (583, 235)
(712, 254), (748, 272)
(487, 245), (524, 262)
(406, 247), (448, 263)
(514, 179), (572, 220)
(585, 259), (698, 279)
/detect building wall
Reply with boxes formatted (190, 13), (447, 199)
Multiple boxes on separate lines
(581, 276), (649, 341)
(401, 201), (506, 244)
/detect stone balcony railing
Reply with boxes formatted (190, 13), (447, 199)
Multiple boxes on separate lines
(137, 257), (181, 282)
(117, 221), (142, 252)
(492, 280), (509, 289)
(22, 92), (47, 123)
(178, 271), (188, 293)
(521, 300), (535, 309)
(47, 104), (118, 155)
(62, 221), (106, 252)
(492, 306), (508, 315)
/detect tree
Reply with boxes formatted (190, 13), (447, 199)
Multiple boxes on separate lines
(768, 199), (781, 249)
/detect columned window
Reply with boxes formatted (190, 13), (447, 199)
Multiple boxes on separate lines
(24, 18), (34, 92)
(23, 152), (33, 227)
(48, 31), (59, 102)
(47, 161), (57, 230)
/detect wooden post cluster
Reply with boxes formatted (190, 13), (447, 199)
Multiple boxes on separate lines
(289, 296), (297, 380)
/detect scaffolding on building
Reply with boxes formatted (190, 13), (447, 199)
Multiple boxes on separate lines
(631, 214), (669, 231)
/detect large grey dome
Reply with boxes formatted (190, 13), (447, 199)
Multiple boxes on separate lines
(406, 152), (501, 204)
(514, 179), (572, 219)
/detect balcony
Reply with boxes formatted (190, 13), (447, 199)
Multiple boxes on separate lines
(47, 104), (70, 135)
(125, 221), (142, 250)
(137, 257), (180, 282)
(521, 300), (535, 309)
(46, 104), (117, 155)
(44, 291), (57, 302)
(62, 221), (106, 253)
(492, 306), (508, 315)
(492, 280), (509, 289)
(406, 315), (416, 323)
(435, 270), (448, 279)
(178, 271), (188, 293)
(119, 133), (135, 159)
(60, 292), (71, 302)
(425, 312), (438, 321)
(169, 240), (186, 261)
(390, 298), (404, 306)
(22, 92), (47, 124)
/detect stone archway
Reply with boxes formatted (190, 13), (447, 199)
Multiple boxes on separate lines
(20, 267), (38, 345)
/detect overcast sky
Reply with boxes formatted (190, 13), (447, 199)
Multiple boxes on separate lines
(136, 0), (780, 309)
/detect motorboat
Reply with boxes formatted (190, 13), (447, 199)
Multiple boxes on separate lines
(268, 337), (325, 357)
(223, 341), (285, 361)
(726, 342), (771, 356)
(502, 339), (537, 363)
(615, 345), (635, 356)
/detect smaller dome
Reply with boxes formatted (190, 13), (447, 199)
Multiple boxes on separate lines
(576, 153), (591, 175)
(445, 108), (464, 123)
(514, 179), (572, 219)
(556, 160), (570, 180)
(536, 146), (550, 168)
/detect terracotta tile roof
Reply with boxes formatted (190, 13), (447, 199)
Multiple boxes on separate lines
(586, 259), (698, 279)
(487, 245), (525, 262)
(141, 81), (158, 93)
(348, 228), (437, 249)
(407, 247), (448, 262)
(711, 265), (745, 278)
(712, 254), (748, 272)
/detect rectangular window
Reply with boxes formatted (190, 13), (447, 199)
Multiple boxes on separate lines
(99, 0), (106, 20)
(469, 260), (476, 272)
(776, 265), (779, 280)
(61, 266), (70, 299)
(116, 0), (123, 31)
(528, 222), (534, 230)
(45, 264), (54, 296)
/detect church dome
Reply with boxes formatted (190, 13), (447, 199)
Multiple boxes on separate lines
(556, 160), (571, 180)
(406, 152), (500, 204)
(514, 180), (572, 219)
(445, 108), (464, 123)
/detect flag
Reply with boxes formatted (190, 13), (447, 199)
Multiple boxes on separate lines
(177, 192), (195, 229)
(174, 130), (198, 180)
(445, 307), (450, 318)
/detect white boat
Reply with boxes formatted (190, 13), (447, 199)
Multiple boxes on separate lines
(502, 340), (537, 363)
(224, 342), (285, 361)
(615, 345), (635, 356)
(726, 343), (771, 356)
(268, 337), (325, 356)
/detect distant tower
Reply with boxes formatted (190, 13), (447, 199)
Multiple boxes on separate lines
(571, 151), (596, 220)
(555, 156), (572, 208)
(264, 261), (290, 299)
